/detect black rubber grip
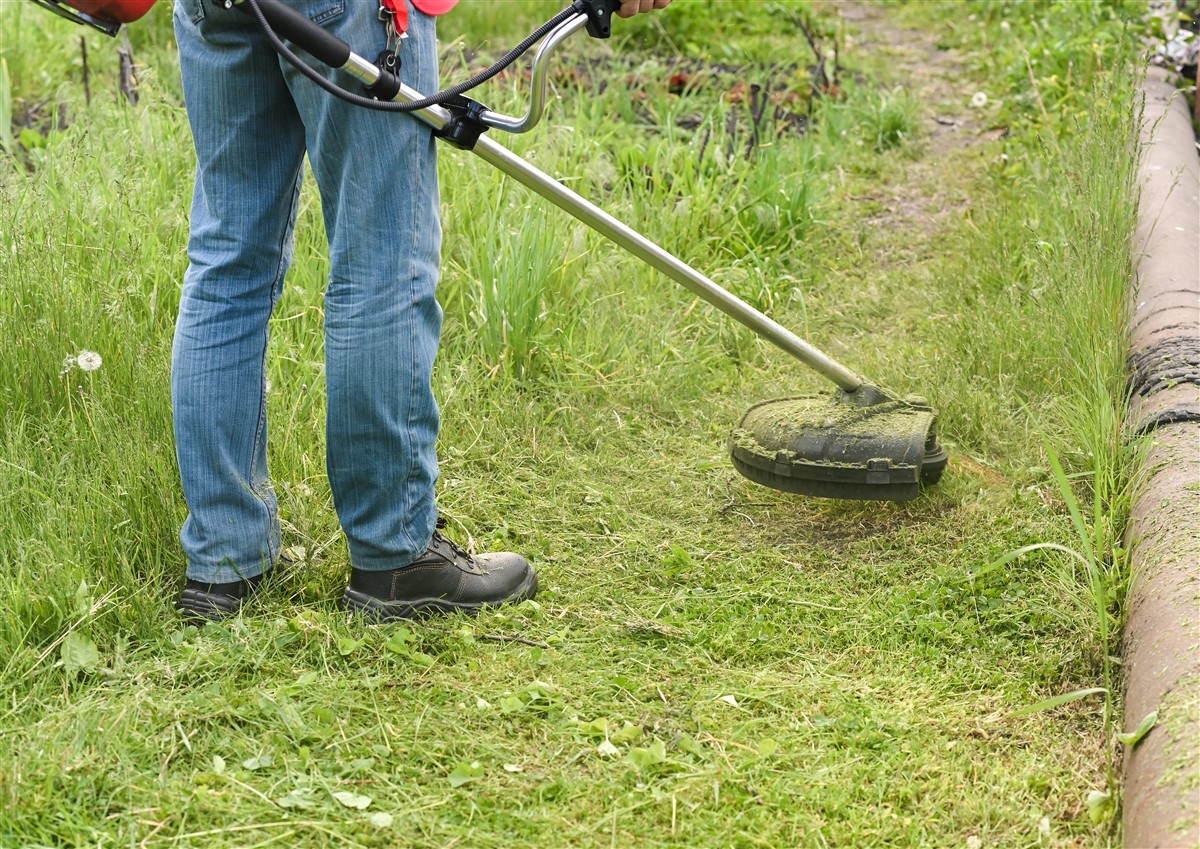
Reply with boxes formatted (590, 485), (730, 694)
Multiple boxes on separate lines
(252, 0), (351, 69)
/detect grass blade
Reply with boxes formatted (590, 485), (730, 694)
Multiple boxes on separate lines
(1013, 687), (1108, 717)
(965, 542), (1092, 583)
(0, 58), (13, 154)
(1044, 440), (1096, 565)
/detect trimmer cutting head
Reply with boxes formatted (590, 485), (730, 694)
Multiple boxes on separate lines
(729, 385), (948, 501)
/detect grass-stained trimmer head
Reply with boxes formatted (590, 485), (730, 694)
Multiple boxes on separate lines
(730, 386), (948, 501)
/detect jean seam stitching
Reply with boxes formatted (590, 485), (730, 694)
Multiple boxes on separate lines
(247, 164), (302, 570)
(390, 22), (435, 561)
(394, 153), (426, 558)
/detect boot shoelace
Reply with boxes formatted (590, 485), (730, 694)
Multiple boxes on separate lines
(433, 517), (481, 569)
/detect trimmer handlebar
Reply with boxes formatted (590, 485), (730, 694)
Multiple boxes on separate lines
(242, 0), (616, 137)
(576, 0), (622, 38)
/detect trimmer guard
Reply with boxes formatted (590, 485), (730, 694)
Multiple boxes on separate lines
(729, 386), (949, 501)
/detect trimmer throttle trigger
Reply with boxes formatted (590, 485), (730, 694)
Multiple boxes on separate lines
(575, 0), (621, 39)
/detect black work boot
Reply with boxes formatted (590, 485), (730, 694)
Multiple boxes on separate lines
(178, 573), (264, 623)
(342, 522), (537, 620)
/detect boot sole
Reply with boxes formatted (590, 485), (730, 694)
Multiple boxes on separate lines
(341, 570), (538, 621)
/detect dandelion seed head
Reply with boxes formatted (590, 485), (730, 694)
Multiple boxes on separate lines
(77, 350), (103, 372)
(971, 92), (989, 108)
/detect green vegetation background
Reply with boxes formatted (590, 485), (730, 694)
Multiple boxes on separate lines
(0, 0), (1150, 845)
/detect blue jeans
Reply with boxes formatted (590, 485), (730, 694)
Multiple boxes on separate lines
(173, 0), (442, 583)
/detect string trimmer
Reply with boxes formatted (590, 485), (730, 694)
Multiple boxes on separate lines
(34, 0), (949, 501)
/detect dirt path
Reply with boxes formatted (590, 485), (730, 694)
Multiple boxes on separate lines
(835, 1), (992, 228)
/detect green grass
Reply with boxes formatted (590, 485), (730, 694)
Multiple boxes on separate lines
(0, 0), (1150, 845)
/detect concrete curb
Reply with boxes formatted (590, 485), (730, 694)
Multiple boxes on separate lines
(1121, 67), (1200, 849)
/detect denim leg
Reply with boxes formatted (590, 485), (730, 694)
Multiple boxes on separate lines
(172, 0), (307, 582)
(283, 6), (444, 570)
(173, 0), (444, 580)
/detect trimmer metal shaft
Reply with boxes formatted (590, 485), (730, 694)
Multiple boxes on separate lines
(334, 49), (866, 392)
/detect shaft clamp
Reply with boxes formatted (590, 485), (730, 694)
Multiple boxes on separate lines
(433, 95), (490, 150)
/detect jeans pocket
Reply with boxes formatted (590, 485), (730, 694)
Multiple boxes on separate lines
(179, 0), (344, 26)
(176, 0), (204, 25)
(289, 0), (345, 26)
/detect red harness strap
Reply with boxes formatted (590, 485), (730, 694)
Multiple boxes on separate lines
(412, 0), (459, 12)
(379, 0), (409, 36)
